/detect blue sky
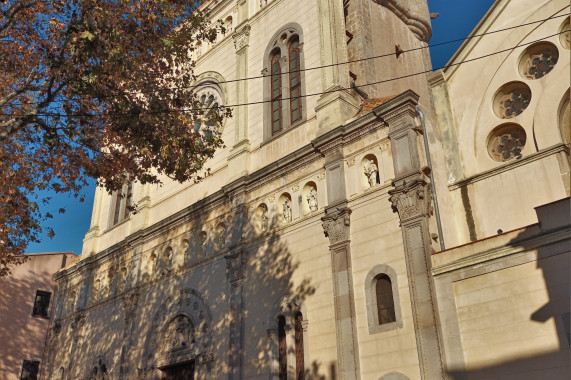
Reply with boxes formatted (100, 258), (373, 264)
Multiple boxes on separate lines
(25, 0), (497, 256)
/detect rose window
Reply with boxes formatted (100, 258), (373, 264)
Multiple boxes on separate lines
(493, 82), (532, 119)
(487, 124), (527, 162)
(519, 42), (559, 80)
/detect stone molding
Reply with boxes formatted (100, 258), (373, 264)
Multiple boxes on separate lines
(448, 143), (569, 190)
(373, 0), (432, 42)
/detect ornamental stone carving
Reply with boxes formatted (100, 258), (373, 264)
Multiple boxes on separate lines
(122, 290), (140, 322)
(225, 250), (248, 285)
(307, 187), (318, 211)
(389, 180), (432, 221)
(364, 160), (379, 188)
(487, 124), (526, 162)
(88, 357), (108, 380)
(233, 25), (251, 52)
(321, 207), (352, 245)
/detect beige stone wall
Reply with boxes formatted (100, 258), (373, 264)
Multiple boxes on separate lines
(431, 0), (570, 247)
(432, 198), (571, 380)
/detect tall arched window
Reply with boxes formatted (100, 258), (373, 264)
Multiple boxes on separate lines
(375, 274), (396, 325)
(289, 38), (302, 124)
(271, 51), (283, 136)
(263, 24), (305, 140)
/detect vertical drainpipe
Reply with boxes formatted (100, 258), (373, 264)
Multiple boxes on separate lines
(417, 107), (445, 251)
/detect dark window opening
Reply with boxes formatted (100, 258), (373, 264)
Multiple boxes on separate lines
(20, 360), (40, 380)
(289, 39), (302, 124)
(32, 290), (51, 318)
(375, 274), (396, 325)
(271, 52), (283, 135)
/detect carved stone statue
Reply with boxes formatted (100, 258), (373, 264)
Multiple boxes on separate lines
(364, 161), (378, 188)
(217, 225), (226, 249)
(307, 188), (318, 211)
(261, 205), (269, 231)
(171, 316), (192, 351)
(283, 198), (292, 222)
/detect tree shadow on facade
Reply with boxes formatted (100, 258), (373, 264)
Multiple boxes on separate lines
(447, 198), (570, 380)
(44, 198), (325, 379)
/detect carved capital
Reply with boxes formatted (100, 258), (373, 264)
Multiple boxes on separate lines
(232, 25), (251, 52)
(225, 250), (248, 285)
(122, 290), (140, 322)
(321, 207), (352, 245)
(389, 180), (432, 222)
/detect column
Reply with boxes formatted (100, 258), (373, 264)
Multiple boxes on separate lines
(383, 91), (446, 380)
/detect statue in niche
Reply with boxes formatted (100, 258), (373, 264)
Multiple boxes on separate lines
(283, 198), (292, 222)
(364, 160), (379, 188)
(261, 205), (269, 231)
(217, 226), (226, 249)
(306, 188), (318, 212)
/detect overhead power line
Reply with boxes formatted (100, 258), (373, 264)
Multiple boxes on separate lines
(1, 13), (568, 108)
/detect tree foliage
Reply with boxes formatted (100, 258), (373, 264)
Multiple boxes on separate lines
(0, 0), (229, 275)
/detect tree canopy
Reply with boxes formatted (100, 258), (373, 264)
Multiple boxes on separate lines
(0, 0), (229, 275)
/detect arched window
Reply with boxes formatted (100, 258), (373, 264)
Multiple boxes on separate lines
(263, 24), (305, 140)
(289, 38), (302, 124)
(365, 265), (402, 333)
(375, 274), (396, 325)
(111, 179), (133, 227)
(271, 51), (283, 136)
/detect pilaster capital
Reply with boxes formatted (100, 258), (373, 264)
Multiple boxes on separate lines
(233, 24), (251, 52)
(321, 206), (352, 245)
(388, 179), (432, 222)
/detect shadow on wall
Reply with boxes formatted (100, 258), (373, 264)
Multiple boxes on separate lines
(47, 201), (343, 379)
(0, 265), (55, 378)
(447, 198), (571, 380)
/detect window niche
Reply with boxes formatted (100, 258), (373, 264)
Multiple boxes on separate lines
(365, 265), (403, 334)
(263, 24), (306, 140)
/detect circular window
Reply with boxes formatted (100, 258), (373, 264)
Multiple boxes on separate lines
(518, 42), (559, 80)
(493, 82), (531, 119)
(487, 124), (527, 162)
(560, 17), (570, 50)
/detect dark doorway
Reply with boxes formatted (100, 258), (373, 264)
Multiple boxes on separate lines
(161, 360), (195, 380)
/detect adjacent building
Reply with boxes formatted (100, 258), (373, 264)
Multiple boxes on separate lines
(44, 0), (570, 379)
(0, 252), (75, 380)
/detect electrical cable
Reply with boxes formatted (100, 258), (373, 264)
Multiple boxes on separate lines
(4, 30), (563, 119)
(1, 13), (567, 108)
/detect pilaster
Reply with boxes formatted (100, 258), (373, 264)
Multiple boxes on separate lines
(382, 91), (446, 380)
(229, 24), (252, 181)
(315, 0), (360, 133)
(225, 248), (248, 380)
(321, 205), (360, 380)
(120, 289), (140, 379)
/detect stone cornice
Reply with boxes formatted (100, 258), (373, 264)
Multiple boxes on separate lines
(448, 143), (569, 190)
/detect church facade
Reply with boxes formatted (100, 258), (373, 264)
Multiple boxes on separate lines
(44, 1), (570, 379)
